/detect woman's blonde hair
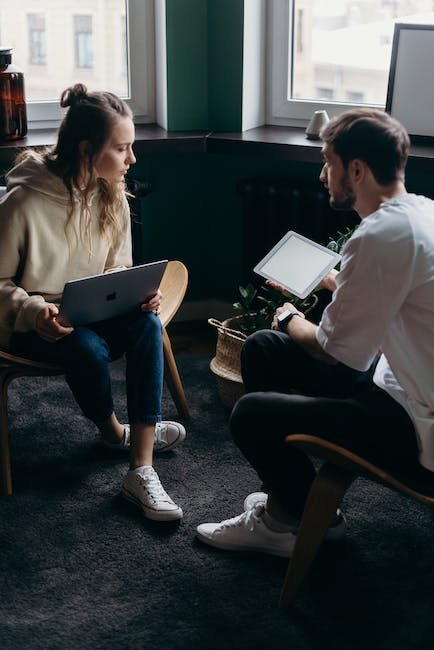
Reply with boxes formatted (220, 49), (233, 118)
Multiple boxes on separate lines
(44, 83), (133, 249)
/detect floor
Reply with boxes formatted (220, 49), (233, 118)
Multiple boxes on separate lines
(167, 320), (216, 356)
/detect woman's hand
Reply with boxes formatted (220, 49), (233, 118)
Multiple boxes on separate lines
(35, 305), (74, 342)
(141, 289), (162, 316)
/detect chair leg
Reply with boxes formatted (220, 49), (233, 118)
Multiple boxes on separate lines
(0, 371), (13, 496)
(279, 461), (355, 609)
(162, 328), (190, 419)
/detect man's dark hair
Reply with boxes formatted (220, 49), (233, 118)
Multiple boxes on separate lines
(320, 109), (410, 185)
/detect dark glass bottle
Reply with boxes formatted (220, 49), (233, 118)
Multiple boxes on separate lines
(0, 47), (27, 141)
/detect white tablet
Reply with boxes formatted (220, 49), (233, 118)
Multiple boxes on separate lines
(253, 231), (341, 299)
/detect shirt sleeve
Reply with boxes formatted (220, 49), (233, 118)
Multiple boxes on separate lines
(316, 224), (414, 371)
(0, 192), (47, 338)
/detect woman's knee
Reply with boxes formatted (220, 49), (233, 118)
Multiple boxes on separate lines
(129, 311), (162, 346)
(63, 328), (110, 367)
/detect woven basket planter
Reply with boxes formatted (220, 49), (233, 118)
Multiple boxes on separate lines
(208, 294), (319, 410)
(208, 316), (248, 410)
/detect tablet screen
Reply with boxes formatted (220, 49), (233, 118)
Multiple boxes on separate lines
(253, 231), (341, 299)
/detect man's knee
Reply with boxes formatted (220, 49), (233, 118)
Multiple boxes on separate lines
(242, 329), (275, 361)
(230, 392), (265, 447)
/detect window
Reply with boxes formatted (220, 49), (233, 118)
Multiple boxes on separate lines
(74, 15), (94, 69)
(4, 0), (154, 126)
(268, 0), (434, 125)
(316, 87), (335, 101)
(28, 14), (46, 66)
(346, 90), (365, 103)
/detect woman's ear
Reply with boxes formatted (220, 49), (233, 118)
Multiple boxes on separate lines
(79, 141), (90, 159)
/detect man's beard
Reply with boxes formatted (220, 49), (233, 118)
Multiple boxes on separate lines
(329, 175), (356, 211)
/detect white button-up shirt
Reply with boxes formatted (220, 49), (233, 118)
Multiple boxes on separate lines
(317, 194), (434, 471)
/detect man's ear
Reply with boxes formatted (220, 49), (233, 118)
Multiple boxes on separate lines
(348, 158), (365, 183)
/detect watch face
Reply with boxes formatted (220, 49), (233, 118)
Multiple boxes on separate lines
(277, 309), (294, 330)
(277, 309), (292, 324)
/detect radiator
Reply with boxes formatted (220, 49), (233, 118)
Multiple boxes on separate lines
(237, 176), (359, 284)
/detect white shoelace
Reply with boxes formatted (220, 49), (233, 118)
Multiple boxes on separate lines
(137, 471), (173, 504)
(218, 505), (264, 533)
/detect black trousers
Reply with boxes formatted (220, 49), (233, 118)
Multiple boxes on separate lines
(230, 329), (419, 517)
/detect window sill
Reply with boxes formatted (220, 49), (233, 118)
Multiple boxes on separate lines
(207, 126), (434, 172)
(1, 124), (434, 172)
(0, 125), (209, 168)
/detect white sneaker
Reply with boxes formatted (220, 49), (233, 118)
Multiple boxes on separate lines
(102, 421), (186, 453)
(102, 426), (131, 451)
(196, 504), (296, 557)
(154, 421), (186, 453)
(243, 491), (347, 541)
(122, 466), (183, 521)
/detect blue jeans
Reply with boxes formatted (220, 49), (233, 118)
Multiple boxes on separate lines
(10, 310), (164, 425)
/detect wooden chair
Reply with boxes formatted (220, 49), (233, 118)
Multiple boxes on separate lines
(279, 434), (434, 609)
(0, 260), (190, 496)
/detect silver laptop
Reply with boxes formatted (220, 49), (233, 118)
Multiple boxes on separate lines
(58, 260), (168, 327)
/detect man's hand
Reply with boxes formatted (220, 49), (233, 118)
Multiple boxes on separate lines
(141, 289), (162, 316)
(35, 305), (74, 342)
(271, 302), (305, 330)
(319, 268), (338, 292)
(265, 279), (293, 297)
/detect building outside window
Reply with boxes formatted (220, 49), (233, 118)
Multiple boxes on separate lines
(28, 13), (46, 66)
(268, 0), (434, 124)
(1, 0), (154, 125)
(74, 15), (94, 69)
(316, 87), (335, 101)
(346, 90), (365, 103)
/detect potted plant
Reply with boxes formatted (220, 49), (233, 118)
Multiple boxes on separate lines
(209, 226), (356, 409)
(208, 283), (319, 409)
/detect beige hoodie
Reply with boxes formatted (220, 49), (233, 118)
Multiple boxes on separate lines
(0, 151), (132, 348)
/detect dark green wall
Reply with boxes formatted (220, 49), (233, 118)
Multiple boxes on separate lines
(165, 0), (243, 131)
(133, 153), (323, 304)
(134, 150), (434, 306)
(207, 0), (244, 131)
(165, 0), (208, 130)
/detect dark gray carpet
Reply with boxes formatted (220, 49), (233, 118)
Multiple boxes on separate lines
(1, 355), (434, 650)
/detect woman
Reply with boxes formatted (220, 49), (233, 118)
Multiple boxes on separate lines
(0, 84), (185, 522)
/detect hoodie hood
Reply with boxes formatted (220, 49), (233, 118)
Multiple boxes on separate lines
(6, 151), (71, 205)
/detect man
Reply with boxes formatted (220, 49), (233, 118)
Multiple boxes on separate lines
(196, 109), (434, 557)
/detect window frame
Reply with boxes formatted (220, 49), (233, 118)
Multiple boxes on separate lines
(266, 0), (380, 127)
(27, 0), (155, 128)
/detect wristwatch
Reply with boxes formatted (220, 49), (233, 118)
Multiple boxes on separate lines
(277, 309), (302, 331)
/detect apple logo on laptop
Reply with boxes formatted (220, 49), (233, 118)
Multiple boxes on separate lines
(106, 292), (117, 301)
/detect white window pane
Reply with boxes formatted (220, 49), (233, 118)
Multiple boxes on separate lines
(292, 0), (434, 106)
(1, 0), (129, 103)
